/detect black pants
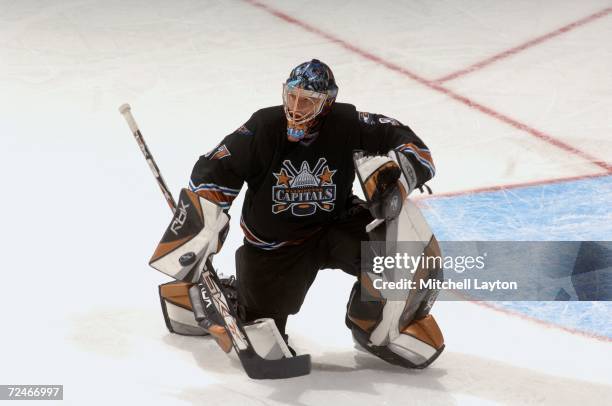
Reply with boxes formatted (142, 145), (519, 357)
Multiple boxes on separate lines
(236, 209), (372, 335)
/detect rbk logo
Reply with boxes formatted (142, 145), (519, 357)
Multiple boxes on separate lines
(170, 199), (190, 235)
(272, 158), (337, 216)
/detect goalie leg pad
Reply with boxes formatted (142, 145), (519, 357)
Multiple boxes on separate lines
(187, 284), (233, 353)
(159, 281), (209, 336)
(346, 197), (445, 368)
(387, 315), (445, 368)
(349, 311), (444, 369)
(346, 281), (444, 369)
(160, 281), (293, 358)
(346, 266), (444, 368)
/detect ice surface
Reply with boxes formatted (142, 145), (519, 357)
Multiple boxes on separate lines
(0, 1), (610, 405)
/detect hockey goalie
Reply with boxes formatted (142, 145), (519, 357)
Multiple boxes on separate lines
(149, 59), (445, 373)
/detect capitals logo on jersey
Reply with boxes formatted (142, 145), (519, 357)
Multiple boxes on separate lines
(272, 158), (337, 216)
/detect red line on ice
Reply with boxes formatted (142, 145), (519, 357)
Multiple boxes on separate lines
(435, 7), (612, 83)
(415, 171), (612, 200)
(448, 290), (612, 343)
(469, 300), (612, 343)
(242, 0), (612, 173)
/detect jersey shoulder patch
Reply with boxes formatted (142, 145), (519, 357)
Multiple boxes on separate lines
(377, 115), (402, 126)
(234, 124), (253, 136)
(205, 143), (231, 160)
(358, 111), (402, 126)
(358, 111), (376, 125)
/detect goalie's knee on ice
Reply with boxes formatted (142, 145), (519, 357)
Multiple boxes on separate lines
(385, 314), (444, 369)
(345, 281), (445, 369)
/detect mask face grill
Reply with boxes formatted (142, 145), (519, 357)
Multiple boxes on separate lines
(283, 84), (328, 125)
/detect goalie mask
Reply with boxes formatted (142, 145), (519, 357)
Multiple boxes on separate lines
(283, 59), (338, 141)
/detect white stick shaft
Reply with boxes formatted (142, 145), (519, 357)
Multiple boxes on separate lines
(119, 103), (176, 212)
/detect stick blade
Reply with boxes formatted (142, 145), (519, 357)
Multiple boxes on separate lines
(199, 262), (312, 379)
(239, 352), (311, 379)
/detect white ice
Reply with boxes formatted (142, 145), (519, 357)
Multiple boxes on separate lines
(0, 1), (611, 405)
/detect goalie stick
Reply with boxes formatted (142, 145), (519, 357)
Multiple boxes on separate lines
(119, 103), (311, 379)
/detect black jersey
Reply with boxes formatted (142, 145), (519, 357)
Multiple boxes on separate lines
(190, 103), (435, 250)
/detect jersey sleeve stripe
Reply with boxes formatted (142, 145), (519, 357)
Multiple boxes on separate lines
(239, 216), (319, 250)
(240, 216), (268, 244)
(189, 185), (235, 207)
(189, 180), (241, 195)
(240, 217), (286, 249)
(194, 191), (232, 207)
